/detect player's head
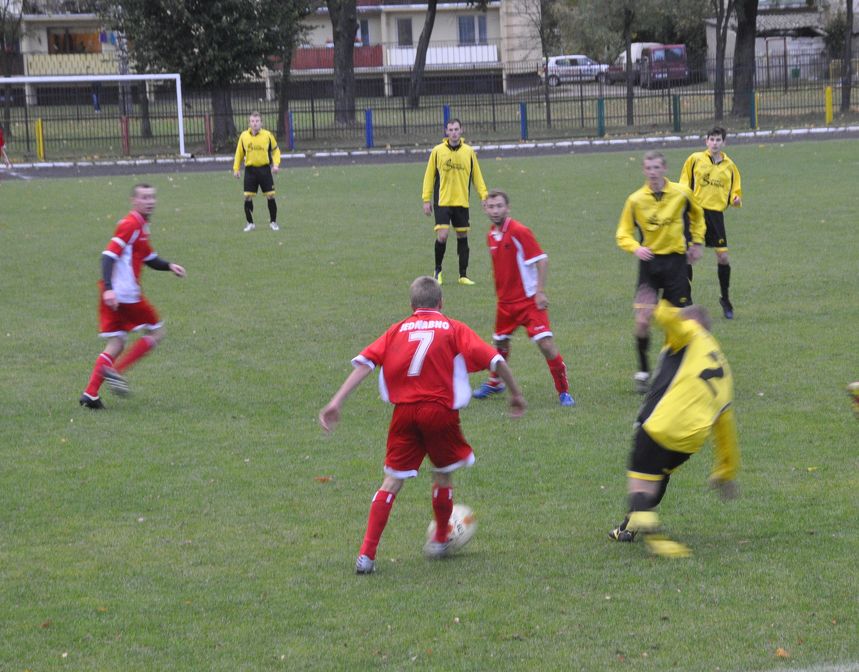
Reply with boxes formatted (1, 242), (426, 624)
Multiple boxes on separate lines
(410, 276), (443, 310)
(706, 126), (726, 152)
(249, 112), (262, 132)
(485, 189), (510, 225)
(642, 151), (667, 185)
(131, 183), (156, 218)
(446, 119), (462, 145)
(681, 304), (712, 332)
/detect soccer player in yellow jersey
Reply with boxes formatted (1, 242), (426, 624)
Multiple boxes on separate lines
(617, 150), (705, 393)
(233, 112), (281, 232)
(421, 119), (489, 286)
(679, 127), (743, 319)
(609, 285), (740, 558)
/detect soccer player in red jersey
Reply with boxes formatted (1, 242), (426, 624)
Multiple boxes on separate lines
(472, 189), (575, 407)
(79, 184), (186, 409)
(0, 126), (12, 169)
(319, 276), (526, 574)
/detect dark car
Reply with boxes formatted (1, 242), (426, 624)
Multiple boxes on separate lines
(640, 44), (688, 88)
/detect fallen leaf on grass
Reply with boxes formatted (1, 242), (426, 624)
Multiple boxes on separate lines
(314, 476), (333, 483)
(40, 620), (52, 628)
(775, 647), (790, 659)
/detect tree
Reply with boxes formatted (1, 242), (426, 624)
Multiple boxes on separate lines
(267, 1), (313, 139)
(326, 0), (357, 126)
(101, 0), (288, 150)
(710, 0), (736, 120)
(842, 0), (853, 114)
(0, 0), (28, 136)
(731, 0), (758, 119)
(519, 0), (561, 128)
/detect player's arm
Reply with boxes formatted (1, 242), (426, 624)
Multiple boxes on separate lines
(491, 358), (526, 418)
(470, 150), (489, 203)
(730, 163), (742, 207)
(101, 253), (118, 309)
(319, 363), (374, 433)
(533, 257), (550, 310)
(144, 254), (186, 277)
(678, 156), (694, 189)
(232, 133), (245, 176)
(421, 148), (437, 213)
(616, 198), (649, 258)
(708, 406), (740, 498)
(270, 132), (281, 173)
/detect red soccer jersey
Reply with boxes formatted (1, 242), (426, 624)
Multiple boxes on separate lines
(0, 127), (5, 150)
(353, 309), (502, 409)
(486, 217), (547, 303)
(102, 210), (157, 304)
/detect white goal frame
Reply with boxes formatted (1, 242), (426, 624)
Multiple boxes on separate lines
(1, 73), (188, 157)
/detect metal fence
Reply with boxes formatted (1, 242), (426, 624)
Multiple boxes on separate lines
(1, 52), (857, 160)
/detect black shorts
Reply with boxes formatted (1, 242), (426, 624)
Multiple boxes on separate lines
(636, 253), (692, 307)
(704, 209), (727, 249)
(628, 426), (691, 479)
(243, 165), (275, 195)
(434, 205), (470, 232)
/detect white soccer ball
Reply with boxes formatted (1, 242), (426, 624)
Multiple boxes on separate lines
(426, 503), (477, 552)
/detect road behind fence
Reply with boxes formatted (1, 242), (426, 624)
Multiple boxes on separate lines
(1, 54), (857, 160)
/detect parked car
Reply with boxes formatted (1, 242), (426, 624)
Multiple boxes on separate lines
(538, 55), (609, 86)
(606, 42), (662, 84)
(640, 44), (689, 88)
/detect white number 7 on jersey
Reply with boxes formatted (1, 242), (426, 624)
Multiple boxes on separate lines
(407, 330), (435, 376)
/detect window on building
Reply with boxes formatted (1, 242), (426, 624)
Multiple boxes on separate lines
(47, 29), (102, 54)
(397, 18), (412, 47)
(359, 19), (370, 46)
(458, 15), (488, 46)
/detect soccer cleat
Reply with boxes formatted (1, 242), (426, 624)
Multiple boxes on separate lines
(608, 526), (636, 542)
(269, 221), (280, 231)
(719, 297), (734, 320)
(79, 394), (105, 410)
(644, 533), (692, 558)
(434, 270), (443, 286)
(473, 382), (506, 399)
(423, 539), (453, 559)
(100, 366), (130, 397)
(355, 554), (375, 574)
(458, 276), (475, 286)
(559, 392), (576, 407)
(633, 371), (650, 394)
(243, 222), (255, 232)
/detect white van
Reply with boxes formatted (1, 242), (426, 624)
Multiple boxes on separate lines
(606, 42), (662, 84)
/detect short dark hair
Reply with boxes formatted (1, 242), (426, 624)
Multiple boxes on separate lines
(487, 189), (509, 204)
(131, 183), (153, 197)
(410, 276), (443, 309)
(447, 118), (462, 128)
(707, 126), (726, 140)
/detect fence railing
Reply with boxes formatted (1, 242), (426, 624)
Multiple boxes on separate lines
(0, 53), (857, 160)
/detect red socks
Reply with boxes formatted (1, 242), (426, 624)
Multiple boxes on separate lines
(359, 490), (397, 560)
(115, 335), (155, 372)
(488, 343), (510, 387)
(547, 354), (569, 394)
(432, 486), (453, 543)
(84, 352), (114, 397)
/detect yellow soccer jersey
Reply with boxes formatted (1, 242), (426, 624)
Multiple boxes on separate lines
(233, 128), (281, 172)
(640, 301), (739, 479)
(616, 179), (705, 255)
(421, 139), (489, 208)
(679, 150), (742, 212)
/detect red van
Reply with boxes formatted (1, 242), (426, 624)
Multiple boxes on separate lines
(640, 44), (688, 88)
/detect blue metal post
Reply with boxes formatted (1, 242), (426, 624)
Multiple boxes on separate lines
(288, 111), (295, 150)
(519, 102), (528, 140)
(365, 108), (374, 148)
(443, 104), (451, 128)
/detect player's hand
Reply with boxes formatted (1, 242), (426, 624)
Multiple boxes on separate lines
(272, 165), (280, 174)
(686, 243), (703, 264)
(634, 246), (654, 261)
(319, 404), (341, 433)
(534, 291), (548, 310)
(170, 263), (186, 278)
(103, 289), (118, 311)
(732, 195), (742, 207)
(708, 477), (739, 501)
(233, 171), (240, 179)
(423, 202), (432, 217)
(507, 393), (526, 419)
(3, 157), (10, 169)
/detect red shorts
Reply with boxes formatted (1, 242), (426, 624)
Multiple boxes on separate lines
(99, 296), (161, 338)
(494, 299), (552, 341)
(385, 402), (475, 478)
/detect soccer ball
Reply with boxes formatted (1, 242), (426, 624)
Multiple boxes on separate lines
(426, 504), (477, 552)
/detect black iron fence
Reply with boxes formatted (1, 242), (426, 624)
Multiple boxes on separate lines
(1, 52), (857, 160)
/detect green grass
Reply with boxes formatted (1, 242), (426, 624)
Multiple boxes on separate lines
(1, 139), (857, 671)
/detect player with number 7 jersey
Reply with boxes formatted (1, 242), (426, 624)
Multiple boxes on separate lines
(319, 276), (525, 574)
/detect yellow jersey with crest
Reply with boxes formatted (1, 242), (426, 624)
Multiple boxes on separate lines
(421, 138), (489, 208)
(679, 150), (742, 212)
(233, 128), (280, 172)
(616, 179), (704, 255)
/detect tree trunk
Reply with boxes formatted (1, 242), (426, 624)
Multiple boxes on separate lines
(714, 27), (726, 120)
(543, 55), (552, 129)
(841, 0), (853, 113)
(277, 49), (294, 139)
(327, 0), (358, 126)
(408, 0), (438, 109)
(731, 0), (758, 118)
(210, 84), (237, 151)
(139, 83), (153, 139)
(624, 10), (634, 126)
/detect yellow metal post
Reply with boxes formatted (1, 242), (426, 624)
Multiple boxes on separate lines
(35, 118), (45, 161)
(824, 86), (833, 124)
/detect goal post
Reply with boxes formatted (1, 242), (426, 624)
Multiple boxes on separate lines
(0, 73), (189, 158)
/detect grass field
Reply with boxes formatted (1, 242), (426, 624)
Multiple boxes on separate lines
(1, 139), (857, 671)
